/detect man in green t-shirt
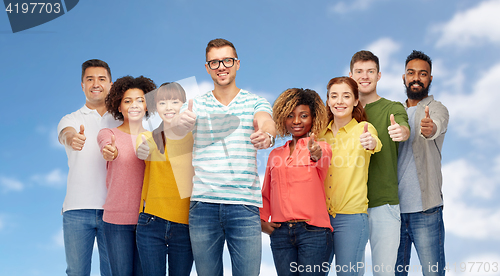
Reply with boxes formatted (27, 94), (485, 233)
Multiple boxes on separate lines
(349, 50), (410, 276)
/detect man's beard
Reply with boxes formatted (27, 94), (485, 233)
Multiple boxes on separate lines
(405, 80), (431, 100)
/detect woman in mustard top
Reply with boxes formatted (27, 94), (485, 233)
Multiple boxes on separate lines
(318, 77), (382, 276)
(135, 82), (194, 275)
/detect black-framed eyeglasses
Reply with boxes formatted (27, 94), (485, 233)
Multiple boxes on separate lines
(206, 58), (238, 70)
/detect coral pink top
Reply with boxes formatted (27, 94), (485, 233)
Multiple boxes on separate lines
(260, 137), (333, 231)
(97, 128), (145, 225)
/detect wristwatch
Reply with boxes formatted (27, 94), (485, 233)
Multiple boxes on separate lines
(265, 132), (275, 147)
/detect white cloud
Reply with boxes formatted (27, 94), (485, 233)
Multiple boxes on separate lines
(52, 228), (64, 248)
(328, 0), (379, 14)
(432, 59), (467, 96)
(440, 62), (500, 139)
(442, 159), (500, 240)
(176, 77), (213, 100)
(446, 253), (500, 276)
(36, 124), (63, 149)
(434, 0), (500, 48)
(365, 38), (406, 103)
(261, 262), (278, 276)
(0, 176), (24, 193)
(31, 168), (67, 188)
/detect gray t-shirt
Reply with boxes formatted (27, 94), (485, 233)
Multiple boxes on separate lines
(397, 106), (423, 213)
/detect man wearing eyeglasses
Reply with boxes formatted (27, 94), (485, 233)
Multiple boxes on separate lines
(173, 38), (276, 276)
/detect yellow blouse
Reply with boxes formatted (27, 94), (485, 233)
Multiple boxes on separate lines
(318, 118), (382, 217)
(136, 131), (194, 224)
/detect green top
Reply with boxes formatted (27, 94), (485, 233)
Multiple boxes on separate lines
(365, 97), (409, 208)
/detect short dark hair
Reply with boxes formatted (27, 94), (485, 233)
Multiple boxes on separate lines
(81, 59), (111, 82)
(105, 76), (157, 121)
(405, 50), (432, 71)
(350, 50), (380, 73)
(206, 38), (238, 60)
(146, 82), (187, 114)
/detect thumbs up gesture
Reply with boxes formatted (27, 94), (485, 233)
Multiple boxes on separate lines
(71, 124), (87, 151)
(420, 106), (435, 138)
(360, 123), (377, 150)
(308, 133), (322, 161)
(388, 114), (406, 142)
(102, 135), (117, 161)
(175, 99), (197, 135)
(250, 119), (268, 149)
(136, 135), (150, 160)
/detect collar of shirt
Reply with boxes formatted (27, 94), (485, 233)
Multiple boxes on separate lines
(403, 95), (435, 109)
(322, 118), (359, 137)
(283, 137), (312, 165)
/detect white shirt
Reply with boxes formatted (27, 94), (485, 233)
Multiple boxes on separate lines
(57, 105), (120, 212)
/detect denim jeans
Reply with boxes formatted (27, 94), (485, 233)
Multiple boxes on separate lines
(328, 213), (369, 276)
(136, 212), (193, 276)
(63, 209), (111, 276)
(103, 222), (143, 276)
(368, 204), (401, 276)
(189, 201), (262, 276)
(270, 222), (332, 276)
(395, 206), (445, 276)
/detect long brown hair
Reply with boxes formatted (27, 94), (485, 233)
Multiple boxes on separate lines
(325, 77), (367, 123)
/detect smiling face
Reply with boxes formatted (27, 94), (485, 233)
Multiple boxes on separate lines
(403, 58), (433, 100)
(205, 46), (240, 88)
(327, 82), (359, 121)
(285, 104), (312, 140)
(157, 98), (183, 124)
(349, 60), (381, 96)
(81, 67), (112, 108)
(118, 88), (146, 122)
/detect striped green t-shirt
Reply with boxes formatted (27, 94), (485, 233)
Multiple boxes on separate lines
(181, 89), (272, 207)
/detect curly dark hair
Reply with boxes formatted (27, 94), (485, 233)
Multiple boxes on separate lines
(405, 50), (432, 71)
(272, 88), (327, 138)
(105, 76), (157, 121)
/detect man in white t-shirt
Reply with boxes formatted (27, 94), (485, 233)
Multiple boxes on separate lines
(57, 59), (119, 276)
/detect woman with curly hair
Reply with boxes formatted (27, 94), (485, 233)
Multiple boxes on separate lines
(318, 77), (381, 276)
(134, 82), (194, 275)
(260, 88), (333, 276)
(97, 75), (156, 276)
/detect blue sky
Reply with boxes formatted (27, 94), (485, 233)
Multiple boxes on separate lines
(1, 0), (500, 275)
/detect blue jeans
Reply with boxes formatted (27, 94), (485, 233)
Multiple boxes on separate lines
(103, 222), (143, 276)
(368, 204), (401, 276)
(270, 222), (332, 276)
(189, 201), (262, 276)
(136, 212), (193, 276)
(63, 209), (111, 276)
(328, 213), (369, 276)
(395, 206), (445, 276)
